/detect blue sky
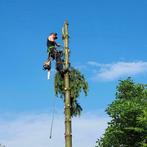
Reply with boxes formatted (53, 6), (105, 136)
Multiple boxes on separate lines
(0, 0), (147, 146)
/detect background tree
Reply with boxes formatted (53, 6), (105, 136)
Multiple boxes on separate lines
(96, 78), (147, 147)
(54, 67), (88, 117)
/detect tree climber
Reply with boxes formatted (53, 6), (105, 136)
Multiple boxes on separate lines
(43, 33), (64, 78)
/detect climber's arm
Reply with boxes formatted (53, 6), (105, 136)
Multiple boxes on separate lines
(55, 42), (60, 47)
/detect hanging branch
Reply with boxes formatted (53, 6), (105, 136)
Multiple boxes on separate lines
(54, 67), (88, 117)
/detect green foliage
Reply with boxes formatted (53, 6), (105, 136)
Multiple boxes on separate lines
(96, 78), (147, 147)
(54, 67), (88, 117)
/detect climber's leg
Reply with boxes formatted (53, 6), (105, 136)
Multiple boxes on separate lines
(50, 48), (57, 60)
(43, 53), (51, 70)
(56, 51), (64, 73)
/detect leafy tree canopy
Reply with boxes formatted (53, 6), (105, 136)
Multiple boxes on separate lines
(96, 78), (147, 147)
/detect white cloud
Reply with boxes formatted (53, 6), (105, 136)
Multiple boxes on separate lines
(0, 113), (109, 147)
(87, 61), (102, 67)
(87, 61), (110, 68)
(88, 61), (147, 81)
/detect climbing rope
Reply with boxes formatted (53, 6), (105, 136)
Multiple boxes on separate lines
(49, 97), (56, 139)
